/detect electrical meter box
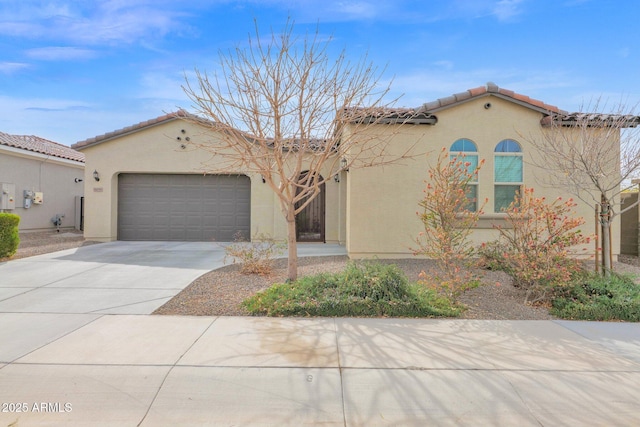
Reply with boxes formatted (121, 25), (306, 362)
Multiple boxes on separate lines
(24, 190), (34, 209)
(1, 183), (16, 210)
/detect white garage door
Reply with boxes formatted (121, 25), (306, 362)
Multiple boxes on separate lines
(118, 174), (250, 241)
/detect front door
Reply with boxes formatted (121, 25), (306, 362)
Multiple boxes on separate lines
(295, 172), (325, 242)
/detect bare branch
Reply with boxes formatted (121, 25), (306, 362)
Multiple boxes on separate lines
(520, 98), (640, 273)
(179, 18), (429, 281)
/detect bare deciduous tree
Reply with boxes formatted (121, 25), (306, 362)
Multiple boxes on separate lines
(523, 101), (640, 273)
(181, 19), (427, 281)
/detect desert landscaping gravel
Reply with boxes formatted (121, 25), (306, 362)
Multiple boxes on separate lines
(7, 231), (640, 320)
(9, 230), (99, 259)
(152, 256), (556, 320)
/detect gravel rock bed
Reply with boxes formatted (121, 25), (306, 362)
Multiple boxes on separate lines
(8, 232), (640, 320)
(2, 230), (100, 261)
(153, 256), (556, 320)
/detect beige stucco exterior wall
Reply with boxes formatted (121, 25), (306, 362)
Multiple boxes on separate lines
(0, 146), (84, 231)
(345, 95), (619, 259)
(78, 118), (345, 243)
(621, 192), (638, 255)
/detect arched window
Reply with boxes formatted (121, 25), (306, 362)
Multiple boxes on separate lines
(494, 139), (523, 212)
(450, 138), (479, 211)
(450, 138), (477, 153)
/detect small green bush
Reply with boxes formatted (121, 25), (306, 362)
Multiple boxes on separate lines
(551, 273), (640, 321)
(0, 213), (20, 258)
(243, 261), (461, 317)
(338, 262), (410, 301)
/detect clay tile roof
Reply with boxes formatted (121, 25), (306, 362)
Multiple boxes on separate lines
(0, 131), (85, 162)
(419, 82), (568, 115)
(72, 110), (194, 150)
(541, 112), (640, 128)
(345, 107), (437, 125)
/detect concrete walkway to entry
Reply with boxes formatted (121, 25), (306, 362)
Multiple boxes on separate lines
(1, 242), (639, 426)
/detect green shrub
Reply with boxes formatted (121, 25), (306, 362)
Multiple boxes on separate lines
(338, 262), (410, 301)
(477, 241), (513, 273)
(243, 261), (461, 317)
(0, 213), (20, 258)
(551, 273), (640, 321)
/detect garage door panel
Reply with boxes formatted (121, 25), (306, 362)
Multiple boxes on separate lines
(185, 201), (204, 213)
(118, 174), (250, 241)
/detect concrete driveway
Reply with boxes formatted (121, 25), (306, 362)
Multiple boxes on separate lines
(0, 241), (226, 315)
(0, 240), (347, 315)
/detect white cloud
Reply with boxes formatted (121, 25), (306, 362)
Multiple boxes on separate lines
(382, 66), (579, 109)
(268, 0), (533, 24)
(618, 47), (630, 59)
(0, 0), (193, 46)
(329, 1), (379, 20)
(25, 46), (97, 61)
(0, 94), (172, 145)
(492, 0), (525, 21)
(0, 95), (97, 144)
(433, 60), (455, 71)
(138, 71), (191, 104)
(0, 62), (30, 74)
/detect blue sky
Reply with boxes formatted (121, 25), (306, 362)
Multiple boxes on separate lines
(1, 0), (638, 146)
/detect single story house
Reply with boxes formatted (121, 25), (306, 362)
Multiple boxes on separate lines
(72, 83), (623, 258)
(0, 132), (85, 231)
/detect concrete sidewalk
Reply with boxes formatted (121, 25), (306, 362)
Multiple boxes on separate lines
(1, 316), (639, 426)
(1, 242), (639, 425)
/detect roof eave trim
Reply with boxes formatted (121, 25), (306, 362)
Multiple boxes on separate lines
(352, 116), (438, 125)
(491, 93), (560, 115)
(423, 92), (558, 115)
(541, 114), (640, 128)
(72, 115), (182, 151)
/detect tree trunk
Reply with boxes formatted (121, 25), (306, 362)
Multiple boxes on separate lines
(286, 208), (298, 282)
(602, 220), (612, 275)
(600, 199), (612, 276)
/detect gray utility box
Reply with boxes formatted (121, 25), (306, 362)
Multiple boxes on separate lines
(1, 183), (16, 210)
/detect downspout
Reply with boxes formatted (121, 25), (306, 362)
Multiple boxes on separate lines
(340, 174), (343, 245)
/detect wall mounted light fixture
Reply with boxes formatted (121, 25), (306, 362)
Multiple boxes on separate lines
(340, 157), (348, 171)
(93, 170), (100, 182)
(74, 178), (83, 183)
(334, 174), (340, 183)
(261, 175), (266, 183)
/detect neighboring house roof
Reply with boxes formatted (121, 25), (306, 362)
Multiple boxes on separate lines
(0, 131), (85, 162)
(418, 82), (568, 115)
